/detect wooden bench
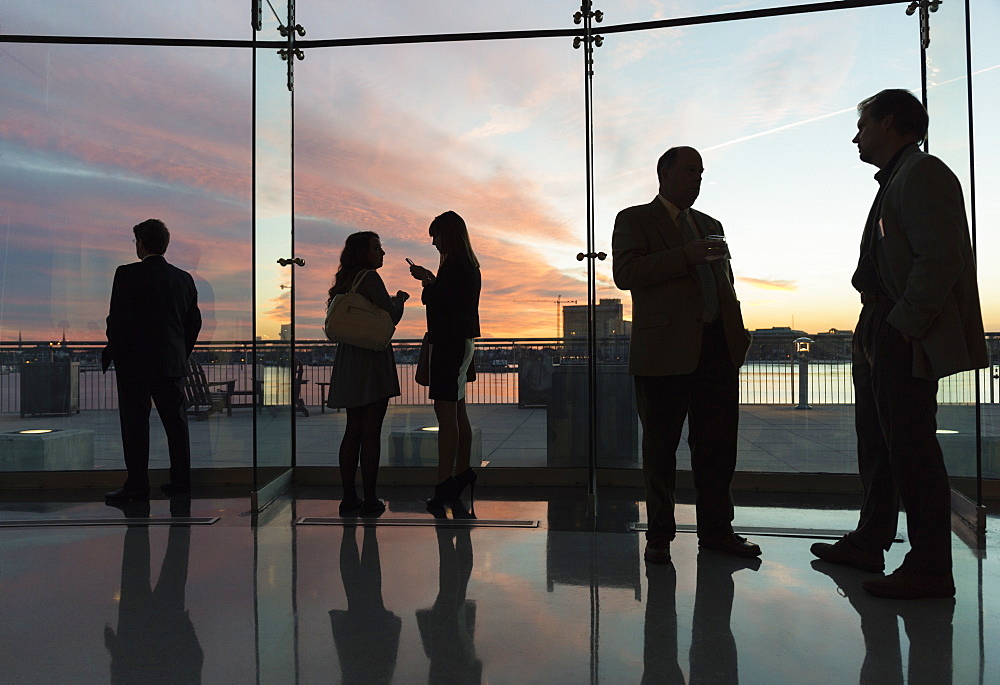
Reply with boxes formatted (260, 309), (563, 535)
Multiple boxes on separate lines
(294, 358), (309, 417)
(182, 357), (235, 420)
(315, 381), (341, 414)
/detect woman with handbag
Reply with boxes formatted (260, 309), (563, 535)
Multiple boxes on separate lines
(327, 231), (409, 517)
(409, 211), (482, 518)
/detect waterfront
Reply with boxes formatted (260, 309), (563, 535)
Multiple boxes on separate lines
(1, 361), (996, 413)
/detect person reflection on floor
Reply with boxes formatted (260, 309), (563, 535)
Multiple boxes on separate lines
(330, 525), (401, 685)
(642, 562), (684, 684)
(811, 559), (954, 683)
(689, 550), (761, 684)
(104, 499), (203, 684)
(416, 528), (482, 684)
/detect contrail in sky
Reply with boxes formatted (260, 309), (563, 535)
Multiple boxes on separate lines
(705, 63), (1000, 153)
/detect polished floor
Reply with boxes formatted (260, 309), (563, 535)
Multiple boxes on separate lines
(0, 487), (996, 684)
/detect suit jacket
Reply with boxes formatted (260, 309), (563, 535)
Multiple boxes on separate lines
(612, 197), (751, 376)
(105, 255), (202, 378)
(860, 145), (987, 380)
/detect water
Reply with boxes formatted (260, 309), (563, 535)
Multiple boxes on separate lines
(0, 361), (993, 413)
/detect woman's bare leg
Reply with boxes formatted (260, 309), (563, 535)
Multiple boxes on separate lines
(433, 399), (458, 483)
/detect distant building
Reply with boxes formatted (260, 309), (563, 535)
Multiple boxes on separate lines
(563, 299), (627, 339)
(280, 324), (292, 341)
(562, 299), (629, 362)
(746, 326), (853, 361)
(747, 326), (807, 362)
(811, 328), (854, 360)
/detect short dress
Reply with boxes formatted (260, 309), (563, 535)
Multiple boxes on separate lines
(422, 253), (481, 402)
(326, 270), (405, 409)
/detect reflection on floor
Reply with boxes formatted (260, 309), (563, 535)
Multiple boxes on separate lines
(0, 487), (996, 683)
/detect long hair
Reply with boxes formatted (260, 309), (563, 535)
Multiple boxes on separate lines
(327, 231), (379, 305)
(429, 211), (479, 268)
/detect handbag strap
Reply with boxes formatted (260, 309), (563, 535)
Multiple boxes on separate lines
(350, 269), (371, 293)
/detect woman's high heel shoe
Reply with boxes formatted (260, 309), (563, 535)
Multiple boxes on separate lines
(452, 468), (478, 519)
(338, 497), (362, 517)
(426, 477), (459, 519)
(359, 498), (386, 517)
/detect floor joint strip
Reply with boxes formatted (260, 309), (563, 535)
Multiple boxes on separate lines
(0, 517), (220, 528)
(629, 523), (904, 541)
(296, 516), (539, 528)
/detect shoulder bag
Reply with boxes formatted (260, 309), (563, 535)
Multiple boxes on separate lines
(323, 270), (395, 350)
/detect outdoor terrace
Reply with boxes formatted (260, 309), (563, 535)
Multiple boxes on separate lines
(2, 338), (998, 480)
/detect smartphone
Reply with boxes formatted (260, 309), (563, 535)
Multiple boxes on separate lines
(405, 258), (415, 266)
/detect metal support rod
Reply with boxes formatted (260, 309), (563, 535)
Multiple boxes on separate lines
(574, 1), (603, 502)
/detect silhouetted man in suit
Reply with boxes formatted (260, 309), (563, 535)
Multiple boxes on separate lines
(811, 89), (987, 599)
(104, 219), (201, 503)
(613, 147), (760, 564)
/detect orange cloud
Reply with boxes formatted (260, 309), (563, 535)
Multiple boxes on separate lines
(737, 277), (798, 292)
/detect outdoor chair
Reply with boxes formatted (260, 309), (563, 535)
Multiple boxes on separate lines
(182, 357), (235, 420)
(293, 357), (309, 417)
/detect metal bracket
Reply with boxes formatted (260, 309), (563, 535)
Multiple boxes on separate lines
(572, 2), (604, 76)
(257, 0), (306, 91)
(906, 0), (941, 49)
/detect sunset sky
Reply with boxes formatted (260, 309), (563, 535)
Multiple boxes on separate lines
(2, 1), (998, 342)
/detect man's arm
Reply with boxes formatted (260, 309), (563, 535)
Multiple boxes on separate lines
(105, 266), (127, 348)
(612, 209), (689, 291)
(103, 267), (129, 372)
(887, 157), (968, 339)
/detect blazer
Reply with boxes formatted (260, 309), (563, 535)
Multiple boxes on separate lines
(422, 252), (481, 342)
(862, 145), (988, 380)
(105, 255), (202, 378)
(612, 197), (751, 376)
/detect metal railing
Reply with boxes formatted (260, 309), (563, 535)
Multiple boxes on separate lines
(1, 336), (997, 412)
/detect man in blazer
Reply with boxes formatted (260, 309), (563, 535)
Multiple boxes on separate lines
(811, 90), (987, 599)
(613, 146), (759, 563)
(104, 219), (202, 503)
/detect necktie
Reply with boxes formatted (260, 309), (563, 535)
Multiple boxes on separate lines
(677, 210), (719, 322)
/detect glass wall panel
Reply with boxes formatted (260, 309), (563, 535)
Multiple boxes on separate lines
(299, 2), (579, 38)
(924, 1), (980, 495)
(3, 2), (252, 40)
(591, 4), (917, 472)
(599, 0), (879, 25)
(252, 15), (294, 497)
(0, 43), (253, 475)
(972, 0), (1000, 483)
(293, 37), (584, 470)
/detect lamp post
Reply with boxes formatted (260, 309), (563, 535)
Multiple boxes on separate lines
(793, 337), (814, 410)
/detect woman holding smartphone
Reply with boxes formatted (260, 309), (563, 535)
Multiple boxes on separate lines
(327, 231), (409, 517)
(409, 211), (482, 518)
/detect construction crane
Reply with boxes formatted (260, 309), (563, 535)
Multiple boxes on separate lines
(513, 295), (579, 339)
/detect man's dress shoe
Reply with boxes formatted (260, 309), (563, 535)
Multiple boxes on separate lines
(810, 535), (884, 572)
(104, 488), (149, 504)
(644, 540), (672, 564)
(698, 533), (762, 558)
(863, 568), (956, 600)
(105, 500), (151, 518)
